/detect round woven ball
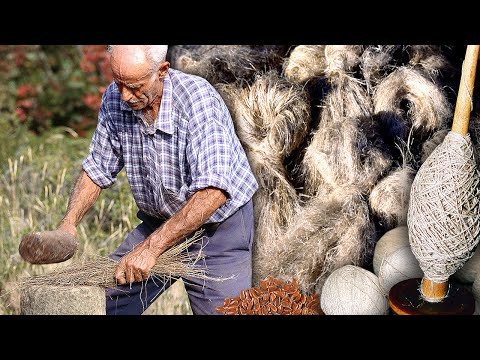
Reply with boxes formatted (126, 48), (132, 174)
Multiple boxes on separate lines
(373, 226), (409, 275)
(378, 246), (424, 294)
(21, 285), (106, 315)
(320, 265), (388, 315)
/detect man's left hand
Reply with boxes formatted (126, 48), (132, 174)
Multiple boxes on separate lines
(114, 246), (157, 285)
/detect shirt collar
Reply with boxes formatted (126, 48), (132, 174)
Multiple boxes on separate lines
(119, 70), (174, 135)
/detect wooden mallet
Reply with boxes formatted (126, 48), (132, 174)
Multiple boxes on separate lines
(19, 229), (78, 264)
(389, 45), (480, 315)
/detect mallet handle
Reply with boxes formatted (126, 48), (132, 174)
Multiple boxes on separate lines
(451, 45), (480, 136)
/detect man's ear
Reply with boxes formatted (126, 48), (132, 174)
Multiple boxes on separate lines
(158, 61), (170, 79)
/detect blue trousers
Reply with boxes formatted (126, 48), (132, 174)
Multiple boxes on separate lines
(105, 199), (254, 315)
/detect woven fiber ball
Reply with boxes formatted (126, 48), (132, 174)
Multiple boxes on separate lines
(373, 226), (409, 275)
(453, 250), (480, 284)
(320, 265), (388, 315)
(21, 285), (106, 315)
(378, 246), (423, 294)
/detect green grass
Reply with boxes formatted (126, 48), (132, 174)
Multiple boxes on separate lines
(0, 126), (191, 314)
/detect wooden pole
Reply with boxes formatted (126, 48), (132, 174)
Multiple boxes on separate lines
(451, 45), (479, 136)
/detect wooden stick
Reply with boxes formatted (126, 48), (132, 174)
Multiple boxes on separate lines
(451, 45), (480, 136)
(420, 278), (449, 302)
(421, 45), (479, 301)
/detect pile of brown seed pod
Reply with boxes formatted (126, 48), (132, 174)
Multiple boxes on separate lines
(216, 277), (321, 315)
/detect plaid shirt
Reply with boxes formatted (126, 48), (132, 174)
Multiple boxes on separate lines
(83, 68), (258, 223)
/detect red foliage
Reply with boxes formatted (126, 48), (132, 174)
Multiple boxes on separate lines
(8, 45), (114, 135)
(82, 93), (102, 111)
(17, 84), (36, 98)
(79, 45), (113, 115)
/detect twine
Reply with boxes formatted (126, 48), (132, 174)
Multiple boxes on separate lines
(408, 131), (480, 282)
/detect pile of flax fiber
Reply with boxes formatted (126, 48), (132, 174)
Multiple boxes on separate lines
(181, 45), (468, 298)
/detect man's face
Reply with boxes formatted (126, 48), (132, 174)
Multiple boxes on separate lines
(110, 46), (162, 111)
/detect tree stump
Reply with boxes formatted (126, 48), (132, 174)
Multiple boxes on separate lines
(21, 285), (106, 315)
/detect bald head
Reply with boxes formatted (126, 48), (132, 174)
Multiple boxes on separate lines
(113, 45), (148, 67)
(110, 46), (152, 85)
(108, 45), (170, 112)
(108, 45), (168, 73)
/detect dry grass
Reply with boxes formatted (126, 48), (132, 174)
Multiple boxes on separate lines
(0, 133), (191, 315)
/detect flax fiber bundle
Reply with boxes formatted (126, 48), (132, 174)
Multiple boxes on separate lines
(369, 142), (416, 231)
(16, 230), (213, 290)
(264, 186), (376, 294)
(301, 45), (391, 195)
(283, 45), (327, 84)
(373, 66), (452, 141)
(420, 129), (449, 164)
(406, 45), (451, 79)
(219, 72), (311, 287)
(302, 114), (392, 196)
(324, 45), (364, 78)
(361, 45), (401, 94)
(170, 45), (288, 85)
(370, 165), (415, 231)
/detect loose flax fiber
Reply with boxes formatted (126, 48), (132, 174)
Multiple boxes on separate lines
(301, 99), (391, 195)
(16, 230), (216, 292)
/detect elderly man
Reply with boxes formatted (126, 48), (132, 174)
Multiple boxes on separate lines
(29, 45), (258, 315)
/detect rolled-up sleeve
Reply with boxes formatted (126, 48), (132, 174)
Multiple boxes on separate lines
(187, 95), (234, 199)
(82, 95), (124, 189)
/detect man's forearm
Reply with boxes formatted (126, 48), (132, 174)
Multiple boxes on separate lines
(58, 169), (102, 230)
(144, 187), (227, 257)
